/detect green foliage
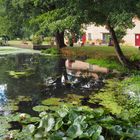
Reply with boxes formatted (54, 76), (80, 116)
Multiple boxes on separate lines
(89, 76), (140, 122)
(32, 36), (43, 45)
(8, 70), (34, 79)
(86, 58), (125, 71)
(43, 37), (55, 45)
(41, 48), (59, 55)
(42, 98), (62, 106)
(90, 91), (123, 115)
(32, 105), (49, 112)
(15, 105), (140, 140)
(130, 54), (140, 62)
(0, 0), (32, 39)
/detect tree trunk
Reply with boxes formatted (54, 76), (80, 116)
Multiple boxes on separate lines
(107, 22), (131, 68)
(55, 31), (66, 48)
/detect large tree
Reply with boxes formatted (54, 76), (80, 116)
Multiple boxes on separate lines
(1, 0), (140, 68)
(0, 0), (83, 48)
(73, 0), (139, 68)
(27, 0), (84, 48)
(0, 0), (32, 39)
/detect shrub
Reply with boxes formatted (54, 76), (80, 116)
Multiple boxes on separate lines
(41, 47), (59, 55)
(32, 36), (43, 45)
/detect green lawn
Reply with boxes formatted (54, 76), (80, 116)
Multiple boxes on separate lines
(8, 40), (33, 48)
(67, 45), (140, 59)
(61, 45), (140, 71)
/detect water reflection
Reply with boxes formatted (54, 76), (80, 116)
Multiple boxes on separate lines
(0, 84), (9, 115)
(0, 54), (105, 115)
(0, 84), (7, 105)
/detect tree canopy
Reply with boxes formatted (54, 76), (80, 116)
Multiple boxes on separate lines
(0, 0), (84, 47)
(75, 0), (140, 67)
(0, 0), (140, 67)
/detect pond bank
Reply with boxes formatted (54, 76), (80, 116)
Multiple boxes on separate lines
(0, 46), (40, 55)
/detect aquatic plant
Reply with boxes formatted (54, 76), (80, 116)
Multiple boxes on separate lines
(89, 77), (140, 122)
(8, 70), (34, 79)
(42, 98), (62, 106)
(12, 105), (140, 140)
(32, 105), (49, 112)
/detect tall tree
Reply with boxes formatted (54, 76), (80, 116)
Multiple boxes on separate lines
(28, 0), (83, 48)
(0, 0), (32, 39)
(75, 0), (139, 67)
(1, 0), (140, 68)
(0, 0), (83, 48)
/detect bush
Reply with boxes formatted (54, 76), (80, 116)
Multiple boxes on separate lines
(32, 36), (43, 45)
(41, 47), (59, 55)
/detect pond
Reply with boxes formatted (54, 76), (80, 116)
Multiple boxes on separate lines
(1, 53), (140, 139)
(0, 53), (105, 117)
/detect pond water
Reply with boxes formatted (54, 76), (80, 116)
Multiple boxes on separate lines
(0, 53), (104, 116)
(1, 53), (140, 139)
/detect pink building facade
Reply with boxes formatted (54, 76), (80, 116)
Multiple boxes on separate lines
(84, 19), (140, 47)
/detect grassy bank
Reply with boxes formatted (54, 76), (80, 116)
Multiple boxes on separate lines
(8, 40), (33, 49)
(61, 45), (140, 71)
(61, 45), (140, 59)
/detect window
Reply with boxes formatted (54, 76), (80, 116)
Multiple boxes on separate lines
(88, 33), (92, 40)
(102, 33), (110, 44)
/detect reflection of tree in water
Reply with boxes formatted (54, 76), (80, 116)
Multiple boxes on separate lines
(0, 54), (60, 101)
(42, 58), (105, 97)
(0, 54), (105, 106)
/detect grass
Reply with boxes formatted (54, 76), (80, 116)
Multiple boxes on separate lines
(62, 45), (140, 59)
(61, 45), (140, 71)
(8, 40), (50, 48)
(8, 40), (33, 48)
(86, 58), (124, 70)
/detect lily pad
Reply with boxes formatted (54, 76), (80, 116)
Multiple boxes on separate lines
(33, 105), (49, 112)
(16, 96), (32, 102)
(28, 117), (40, 123)
(0, 116), (11, 137)
(8, 70), (33, 79)
(2, 104), (19, 112)
(42, 98), (62, 106)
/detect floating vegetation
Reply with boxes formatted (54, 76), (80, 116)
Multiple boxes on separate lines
(13, 105), (140, 140)
(42, 98), (62, 106)
(64, 94), (84, 105)
(0, 116), (11, 138)
(8, 70), (34, 79)
(33, 105), (49, 112)
(2, 104), (19, 112)
(16, 96), (32, 102)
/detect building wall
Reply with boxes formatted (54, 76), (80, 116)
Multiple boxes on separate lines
(123, 19), (140, 46)
(85, 24), (109, 42)
(84, 19), (140, 47)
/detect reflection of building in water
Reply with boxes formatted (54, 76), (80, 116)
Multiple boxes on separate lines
(0, 84), (7, 105)
(61, 69), (103, 89)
